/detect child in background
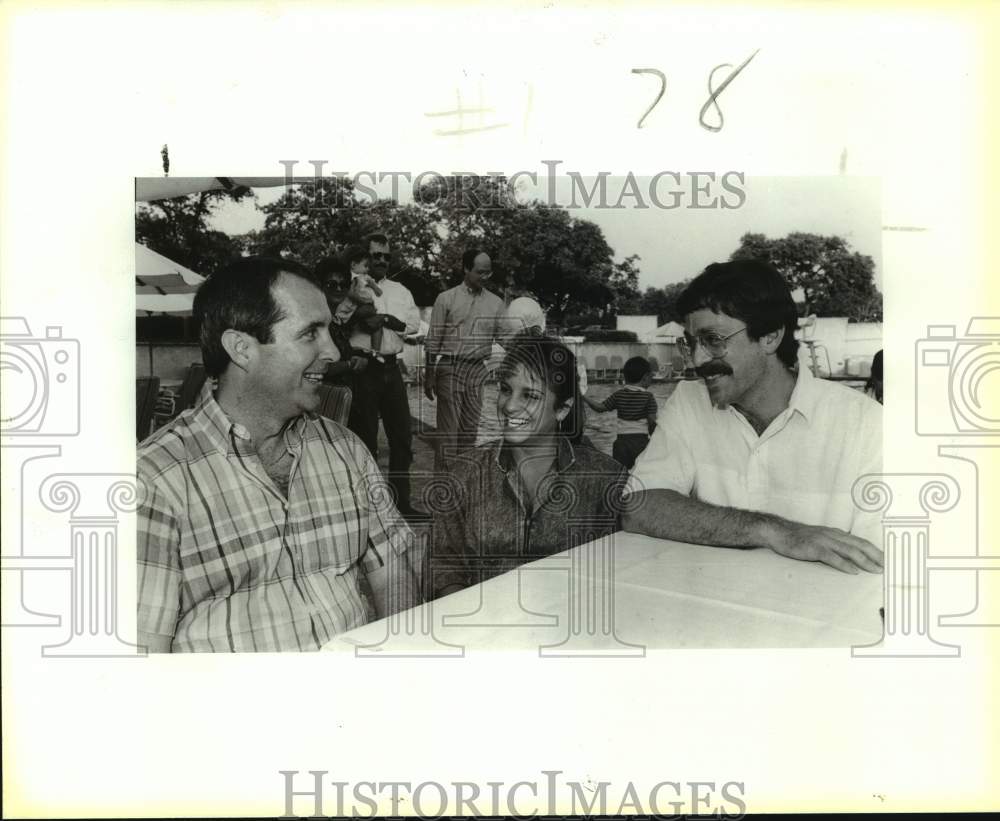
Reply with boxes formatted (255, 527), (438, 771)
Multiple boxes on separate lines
(334, 245), (385, 351)
(582, 356), (658, 469)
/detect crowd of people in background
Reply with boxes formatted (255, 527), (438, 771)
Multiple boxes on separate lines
(137, 229), (884, 652)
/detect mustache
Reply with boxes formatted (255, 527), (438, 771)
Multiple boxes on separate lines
(696, 363), (733, 378)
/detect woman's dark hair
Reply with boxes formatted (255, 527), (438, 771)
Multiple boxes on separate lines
(677, 259), (800, 367)
(497, 331), (581, 440)
(194, 256), (317, 378)
(314, 255), (348, 288)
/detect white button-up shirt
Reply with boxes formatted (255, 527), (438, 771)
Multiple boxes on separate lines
(347, 278), (420, 356)
(626, 367), (883, 547)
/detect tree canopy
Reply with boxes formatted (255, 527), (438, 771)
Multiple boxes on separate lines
(136, 189), (251, 276)
(730, 231), (882, 321)
(238, 175), (641, 318)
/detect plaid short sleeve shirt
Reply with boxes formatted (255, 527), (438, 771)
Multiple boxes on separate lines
(137, 386), (415, 652)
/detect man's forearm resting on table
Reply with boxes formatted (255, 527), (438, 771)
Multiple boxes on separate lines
(622, 488), (883, 574)
(623, 488), (777, 549)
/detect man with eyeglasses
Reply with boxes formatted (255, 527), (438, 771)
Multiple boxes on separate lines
(346, 232), (422, 518)
(622, 259), (883, 575)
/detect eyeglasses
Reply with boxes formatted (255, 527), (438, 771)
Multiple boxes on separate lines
(370, 252), (391, 260)
(679, 326), (747, 361)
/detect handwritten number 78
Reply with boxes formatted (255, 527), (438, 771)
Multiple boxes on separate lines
(632, 49), (760, 131)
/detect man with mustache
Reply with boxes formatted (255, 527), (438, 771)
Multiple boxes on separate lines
(622, 259), (883, 575)
(346, 232), (422, 517)
(137, 257), (419, 652)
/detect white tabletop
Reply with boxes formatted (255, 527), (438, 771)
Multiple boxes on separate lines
(322, 531), (884, 656)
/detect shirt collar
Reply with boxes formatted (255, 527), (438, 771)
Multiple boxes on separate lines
(192, 381), (308, 456)
(785, 365), (818, 423)
(493, 437), (577, 474)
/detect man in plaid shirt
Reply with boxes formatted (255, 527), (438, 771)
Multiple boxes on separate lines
(137, 257), (420, 652)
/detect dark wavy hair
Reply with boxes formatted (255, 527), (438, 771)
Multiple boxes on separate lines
(677, 259), (799, 367)
(497, 330), (582, 440)
(194, 256), (318, 378)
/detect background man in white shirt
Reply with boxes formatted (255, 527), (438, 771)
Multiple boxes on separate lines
(623, 259), (884, 575)
(346, 232), (422, 516)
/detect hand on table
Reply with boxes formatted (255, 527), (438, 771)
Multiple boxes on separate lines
(770, 520), (883, 575)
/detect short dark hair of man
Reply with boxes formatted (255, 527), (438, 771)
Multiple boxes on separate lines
(194, 256), (318, 378)
(622, 356), (652, 385)
(365, 232), (389, 248)
(462, 247), (489, 271)
(677, 259), (800, 368)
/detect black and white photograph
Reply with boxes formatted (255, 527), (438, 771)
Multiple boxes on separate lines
(134, 173), (885, 654)
(2, 2), (997, 817)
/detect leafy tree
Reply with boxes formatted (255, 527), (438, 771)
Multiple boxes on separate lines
(608, 254), (643, 314)
(730, 232), (882, 321)
(479, 204), (616, 323)
(136, 189), (250, 276)
(238, 178), (445, 304)
(244, 178), (440, 271)
(636, 280), (691, 325)
(216, 174), (641, 315)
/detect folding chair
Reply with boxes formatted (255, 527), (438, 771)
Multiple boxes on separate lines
(136, 376), (161, 442)
(175, 362), (208, 412)
(609, 355), (624, 384)
(316, 384), (353, 425)
(594, 355), (610, 381)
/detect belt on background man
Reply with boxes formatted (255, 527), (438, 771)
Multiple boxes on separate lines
(435, 354), (487, 366)
(351, 349), (398, 365)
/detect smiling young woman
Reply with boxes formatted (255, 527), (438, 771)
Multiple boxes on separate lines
(429, 332), (628, 599)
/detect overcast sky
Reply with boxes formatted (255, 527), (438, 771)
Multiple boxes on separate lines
(208, 175), (882, 291)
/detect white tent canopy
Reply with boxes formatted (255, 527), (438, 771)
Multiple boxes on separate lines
(136, 177), (307, 202)
(651, 320), (685, 340)
(135, 243), (205, 316)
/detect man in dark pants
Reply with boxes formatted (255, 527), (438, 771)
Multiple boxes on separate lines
(346, 232), (422, 517)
